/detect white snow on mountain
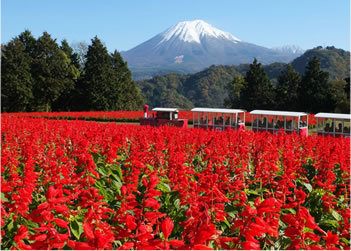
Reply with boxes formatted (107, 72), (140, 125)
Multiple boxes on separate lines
(159, 20), (241, 44)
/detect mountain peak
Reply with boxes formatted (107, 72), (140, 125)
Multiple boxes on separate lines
(159, 19), (241, 44)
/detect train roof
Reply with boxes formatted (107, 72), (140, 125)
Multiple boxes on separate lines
(152, 108), (179, 112)
(191, 108), (246, 114)
(315, 113), (351, 120)
(250, 110), (308, 117)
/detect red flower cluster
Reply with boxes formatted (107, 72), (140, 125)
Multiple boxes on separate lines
(1, 111), (194, 123)
(1, 116), (349, 249)
(0, 111), (319, 126)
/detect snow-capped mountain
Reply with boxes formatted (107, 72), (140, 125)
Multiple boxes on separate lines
(159, 20), (241, 44)
(121, 20), (303, 78)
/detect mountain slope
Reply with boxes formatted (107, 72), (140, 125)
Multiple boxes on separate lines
(122, 20), (302, 79)
(291, 46), (350, 79)
(136, 46), (350, 109)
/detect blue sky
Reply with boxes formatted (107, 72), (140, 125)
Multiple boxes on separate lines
(2, 0), (350, 52)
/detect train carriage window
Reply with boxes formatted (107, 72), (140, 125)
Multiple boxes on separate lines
(200, 112), (205, 124)
(223, 113), (230, 127)
(336, 121), (343, 133)
(325, 121), (331, 132)
(216, 114), (224, 125)
(259, 116), (265, 128)
(286, 118), (292, 130)
(293, 117), (298, 130)
(253, 115), (258, 128)
(275, 116), (284, 129)
(268, 116), (274, 129)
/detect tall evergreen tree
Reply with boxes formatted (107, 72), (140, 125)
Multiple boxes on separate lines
(18, 30), (37, 56)
(51, 40), (81, 111)
(76, 38), (143, 111)
(60, 39), (82, 72)
(298, 56), (332, 113)
(241, 58), (274, 110)
(77, 36), (115, 111)
(224, 75), (247, 108)
(110, 50), (143, 110)
(30, 32), (77, 111)
(1, 38), (34, 112)
(275, 64), (301, 111)
(330, 78), (350, 113)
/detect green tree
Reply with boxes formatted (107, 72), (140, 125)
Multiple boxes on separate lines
(60, 39), (82, 72)
(51, 40), (81, 111)
(18, 30), (37, 56)
(275, 64), (301, 111)
(76, 37), (113, 110)
(30, 32), (77, 111)
(330, 78), (350, 113)
(298, 56), (332, 113)
(345, 77), (350, 101)
(110, 50), (143, 110)
(241, 58), (274, 110)
(1, 38), (34, 112)
(224, 75), (247, 108)
(76, 37), (143, 111)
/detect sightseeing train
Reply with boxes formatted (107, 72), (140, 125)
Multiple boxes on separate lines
(140, 105), (351, 137)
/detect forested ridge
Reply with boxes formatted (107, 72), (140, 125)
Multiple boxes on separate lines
(1, 30), (349, 114)
(137, 47), (350, 113)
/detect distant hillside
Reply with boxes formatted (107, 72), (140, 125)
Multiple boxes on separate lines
(291, 46), (350, 79)
(136, 47), (350, 109)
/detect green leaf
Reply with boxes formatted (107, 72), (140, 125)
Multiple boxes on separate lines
(7, 218), (14, 232)
(157, 182), (171, 193)
(115, 165), (123, 179)
(174, 198), (180, 209)
(146, 164), (154, 172)
(247, 190), (259, 196)
(70, 220), (83, 240)
(303, 226), (313, 233)
(1, 192), (8, 202)
(303, 183), (313, 193)
(330, 209), (342, 221)
(341, 238), (350, 245)
(223, 217), (231, 228)
(320, 219), (339, 228)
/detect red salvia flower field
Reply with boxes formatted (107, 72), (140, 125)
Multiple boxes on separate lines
(1, 116), (349, 249)
(1, 111), (318, 126)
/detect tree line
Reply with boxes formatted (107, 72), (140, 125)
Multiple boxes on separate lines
(1, 30), (143, 113)
(225, 57), (350, 114)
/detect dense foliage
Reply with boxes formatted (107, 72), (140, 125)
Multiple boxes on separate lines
(137, 47), (349, 112)
(1, 31), (143, 113)
(292, 46), (350, 79)
(225, 57), (349, 114)
(1, 116), (350, 249)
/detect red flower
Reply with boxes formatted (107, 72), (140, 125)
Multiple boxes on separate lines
(324, 231), (339, 246)
(53, 218), (68, 229)
(14, 225), (28, 243)
(241, 240), (260, 250)
(144, 198), (159, 209)
(295, 189), (306, 203)
(161, 217), (174, 240)
(83, 222), (95, 239)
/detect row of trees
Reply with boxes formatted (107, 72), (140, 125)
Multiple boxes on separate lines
(1, 31), (143, 112)
(225, 57), (350, 113)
